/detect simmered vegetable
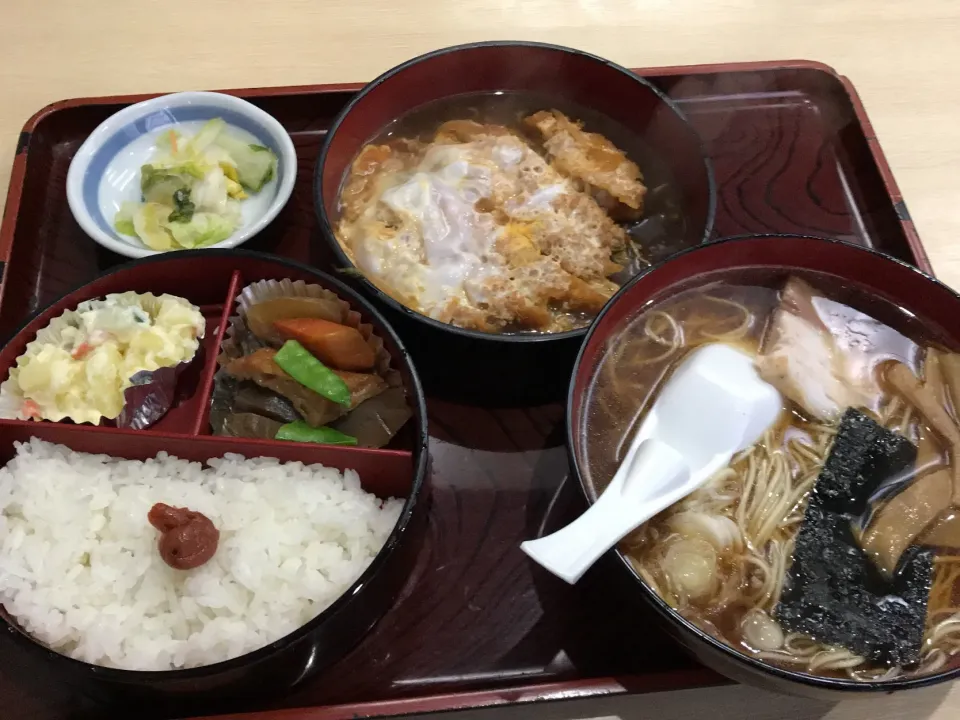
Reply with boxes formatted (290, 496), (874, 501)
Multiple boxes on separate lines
(224, 349), (346, 426)
(223, 348), (386, 426)
(274, 340), (351, 406)
(212, 282), (409, 450)
(233, 384), (301, 423)
(222, 412), (283, 439)
(330, 387), (412, 448)
(245, 297), (342, 345)
(275, 421), (357, 445)
(273, 317), (375, 371)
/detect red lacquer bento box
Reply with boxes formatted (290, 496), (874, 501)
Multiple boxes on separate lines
(0, 58), (933, 720)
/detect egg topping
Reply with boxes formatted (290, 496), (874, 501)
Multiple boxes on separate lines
(336, 112), (645, 333)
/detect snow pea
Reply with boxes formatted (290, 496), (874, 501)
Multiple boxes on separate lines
(275, 421), (357, 446)
(274, 340), (351, 406)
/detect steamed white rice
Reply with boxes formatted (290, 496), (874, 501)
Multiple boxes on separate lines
(0, 438), (403, 671)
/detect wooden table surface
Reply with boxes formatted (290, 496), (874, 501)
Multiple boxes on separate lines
(0, 1), (958, 719)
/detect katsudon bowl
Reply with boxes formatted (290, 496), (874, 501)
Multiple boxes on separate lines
(314, 41), (715, 404)
(566, 234), (960, 698)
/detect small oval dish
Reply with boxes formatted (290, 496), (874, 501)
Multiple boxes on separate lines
(67, 91), (296, 259)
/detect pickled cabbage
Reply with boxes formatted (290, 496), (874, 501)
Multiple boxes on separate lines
(113, 118), (278, 251)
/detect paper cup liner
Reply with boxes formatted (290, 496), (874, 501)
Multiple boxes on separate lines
(0, 292), (205, 429)
(219, 279), (401, 388)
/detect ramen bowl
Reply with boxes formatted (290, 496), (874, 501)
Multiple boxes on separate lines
(313, 41), (715, 403)
(566, 234), (960, 697)
(0, 251), (430, 711)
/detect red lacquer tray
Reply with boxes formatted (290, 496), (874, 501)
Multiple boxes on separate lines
(0, 59), (933, 720)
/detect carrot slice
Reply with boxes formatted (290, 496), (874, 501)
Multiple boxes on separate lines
(71, 342), (93, 360)
(22, 399), (41, 419)
(272, 318), (375, 372)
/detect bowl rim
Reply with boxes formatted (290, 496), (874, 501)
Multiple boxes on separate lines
(65, 91), (298, 260)
(0, 248), (430, 681)
(564, 232), (960, 692)
(313, 39), (717, 344)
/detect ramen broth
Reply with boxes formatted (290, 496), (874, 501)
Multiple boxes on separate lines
(580, 270), (960, 680)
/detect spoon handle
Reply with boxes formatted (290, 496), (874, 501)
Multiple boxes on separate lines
(520, 439), (688, 584)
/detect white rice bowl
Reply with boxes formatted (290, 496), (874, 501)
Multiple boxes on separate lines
(0, 438), (403, 671)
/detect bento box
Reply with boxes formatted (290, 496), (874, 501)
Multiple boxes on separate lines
(0, 252), (429, 709)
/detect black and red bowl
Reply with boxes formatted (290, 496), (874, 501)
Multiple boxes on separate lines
(312, 41), (715, 404)
(566, 234), (960, 698)
(0, 250), (429, 710)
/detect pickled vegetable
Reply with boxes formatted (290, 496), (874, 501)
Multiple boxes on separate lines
(113, 118), (278, 252)
(214, 135), (277, 191)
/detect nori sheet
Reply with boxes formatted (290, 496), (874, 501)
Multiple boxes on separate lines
(775, 409), (932, 666)
(814, 407), (917, 516)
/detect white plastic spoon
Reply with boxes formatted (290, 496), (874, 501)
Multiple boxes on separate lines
(521, 343), (783, 584)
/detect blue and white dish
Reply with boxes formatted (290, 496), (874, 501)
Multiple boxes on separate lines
(66, 91), (296, 259)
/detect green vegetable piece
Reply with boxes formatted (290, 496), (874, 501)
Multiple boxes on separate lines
(335, 267), (366, 278)
(274, 340), (351, 406)
(275, 421), (358, 446)
(167, 188), (196, 223)
(214, 134), (278, 191)
(177, 161), (208, 179)
(140, 165), (193, 205)
(140, 164), (161, 190)
(164, 212), (235, 248)
(114, 202), (138, 236)
(133, 203), (175, 250)
(187, 118), (226, 154)
(115, 218), (136, 236)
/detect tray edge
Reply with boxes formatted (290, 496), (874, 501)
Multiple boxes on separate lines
(192, 670), (726, 720)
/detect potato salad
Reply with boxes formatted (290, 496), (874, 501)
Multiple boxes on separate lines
(5, 292), (204, 424)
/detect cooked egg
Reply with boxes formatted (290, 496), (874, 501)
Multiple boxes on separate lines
(337, 125), (629, 332)
(351, 142), (511, 318)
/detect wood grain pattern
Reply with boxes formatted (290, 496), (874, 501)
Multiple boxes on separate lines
(0, 63), (937, 720)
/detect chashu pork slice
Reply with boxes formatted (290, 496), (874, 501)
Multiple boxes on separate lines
(755, 277), (915, 422)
